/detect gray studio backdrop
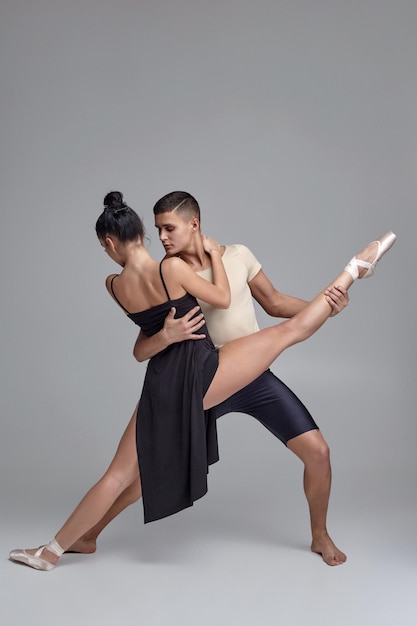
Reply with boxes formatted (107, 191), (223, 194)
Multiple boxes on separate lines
(1, 0), (415, 541)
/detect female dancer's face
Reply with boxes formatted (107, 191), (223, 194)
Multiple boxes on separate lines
(155, 212), (198, 257)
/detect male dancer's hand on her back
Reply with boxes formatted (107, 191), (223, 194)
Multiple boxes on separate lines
(133, 306), (206, 362)
(163, 306), (206, 342)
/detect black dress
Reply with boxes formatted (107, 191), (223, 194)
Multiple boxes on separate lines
(110, 263), (219, 523)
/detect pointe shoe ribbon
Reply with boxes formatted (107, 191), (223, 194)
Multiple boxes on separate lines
(344, 231), (397, 279)
(9, 538), (64, 571)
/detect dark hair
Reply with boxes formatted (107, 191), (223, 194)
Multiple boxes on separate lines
(153, 191), (200, 222)
(96, 191), (145, 242)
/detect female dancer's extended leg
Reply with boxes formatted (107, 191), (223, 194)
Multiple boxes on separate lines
(203, 233), (395, 409)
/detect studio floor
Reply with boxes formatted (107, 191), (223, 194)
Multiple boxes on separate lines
(2, 450), (416, 626)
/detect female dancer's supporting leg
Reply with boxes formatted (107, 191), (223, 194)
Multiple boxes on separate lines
(9, 233), (396, 570)
(9, 412), (142, 570)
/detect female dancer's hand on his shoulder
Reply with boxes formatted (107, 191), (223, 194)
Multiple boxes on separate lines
(202, 235), (222, 254)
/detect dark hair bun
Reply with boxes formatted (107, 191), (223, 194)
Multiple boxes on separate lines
(96, 191), (144, 242)
(103, 191), (124, 210)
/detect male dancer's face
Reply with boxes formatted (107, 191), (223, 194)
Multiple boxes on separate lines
(154, 212), (199, 257)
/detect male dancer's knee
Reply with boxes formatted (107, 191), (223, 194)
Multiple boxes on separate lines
(288, 432), (330, 468)
(313, 439), (330, 466)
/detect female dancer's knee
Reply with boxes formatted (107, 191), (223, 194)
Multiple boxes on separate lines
(278, 316), (311, 346)
(101, 465), (139, 499)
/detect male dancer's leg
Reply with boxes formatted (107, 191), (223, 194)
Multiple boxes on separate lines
(286, 430), (345, 565)
(210, 370), (345, 565)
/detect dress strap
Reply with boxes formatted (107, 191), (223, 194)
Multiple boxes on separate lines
(159, 260), (172, 302)
(110, 275), (131, 314)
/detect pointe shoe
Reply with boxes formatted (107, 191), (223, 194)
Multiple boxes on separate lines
(9, 538), (64, 571)
(344, 231), (397, 279)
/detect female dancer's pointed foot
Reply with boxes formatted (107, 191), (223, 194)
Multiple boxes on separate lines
(9, 538), (64, 571)
(311, 533), (347, 566)
(344, 231), (396, 280)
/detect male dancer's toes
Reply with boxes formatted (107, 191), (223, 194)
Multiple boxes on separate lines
(311, 533), (347, 566)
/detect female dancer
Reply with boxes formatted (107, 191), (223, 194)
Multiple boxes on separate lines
(9, 192), (396, 570)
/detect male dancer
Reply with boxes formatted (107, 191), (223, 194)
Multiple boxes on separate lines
(70, 191), (349, 565)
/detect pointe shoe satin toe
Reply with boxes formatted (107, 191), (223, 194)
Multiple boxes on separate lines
(9, 538), (64, 571)
(344, 231), (397, 279)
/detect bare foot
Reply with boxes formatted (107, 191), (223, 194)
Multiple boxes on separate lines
(66, 538), (97, 554)
(311, 533), (347, 566)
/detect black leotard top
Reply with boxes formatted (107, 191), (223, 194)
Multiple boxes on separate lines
(110, 262), (219, 523)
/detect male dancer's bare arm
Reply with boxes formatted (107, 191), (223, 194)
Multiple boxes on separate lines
(133, 306), (206, 362)
(249, 270), (349, 318)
